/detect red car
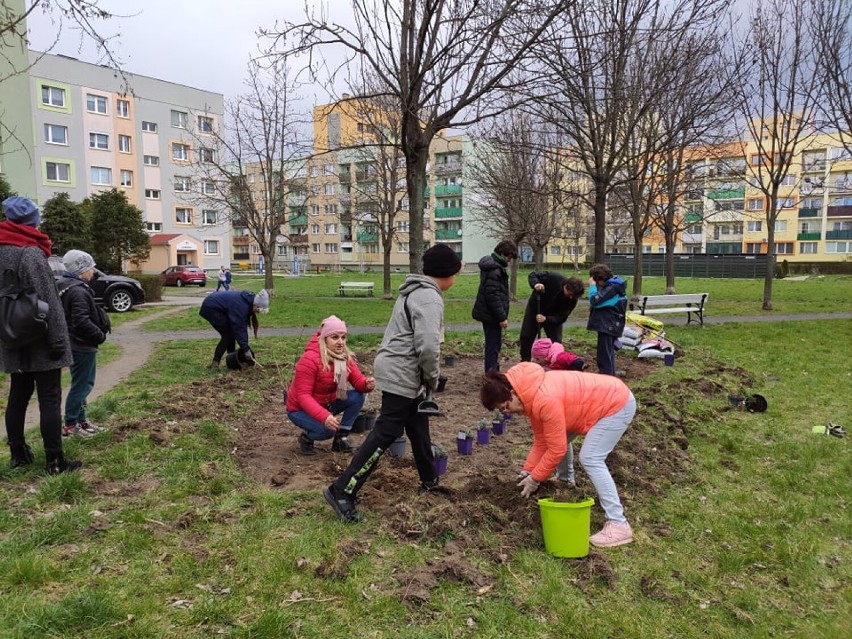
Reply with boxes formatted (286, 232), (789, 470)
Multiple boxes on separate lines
(161, 265), (207, 287)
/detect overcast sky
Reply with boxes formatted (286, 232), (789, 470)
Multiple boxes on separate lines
(26, 0), (334, 104)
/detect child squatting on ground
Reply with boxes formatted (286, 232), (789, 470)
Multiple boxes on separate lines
(323, 244), (463, 523)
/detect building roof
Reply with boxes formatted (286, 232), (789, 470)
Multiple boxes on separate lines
(149, 234), (181, 245)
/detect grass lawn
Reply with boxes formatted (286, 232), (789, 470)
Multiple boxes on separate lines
(0, 316), (849, 637)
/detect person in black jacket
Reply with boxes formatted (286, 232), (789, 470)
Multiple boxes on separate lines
(199, 288), (269, 367)
(57, 250), (109, 437)
(0, 196), (80, 475)
(519, 271), (584, 362)
(472, 240), (517, 372)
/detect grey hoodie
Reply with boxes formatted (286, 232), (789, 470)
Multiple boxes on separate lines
(373, 274), (444, 399)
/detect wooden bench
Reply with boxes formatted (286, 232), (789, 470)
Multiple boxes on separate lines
(339, 281), (374, 297)
(629, 293), (709, 326)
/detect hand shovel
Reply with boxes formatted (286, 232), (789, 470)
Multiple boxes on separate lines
(417, 390), (441, 416)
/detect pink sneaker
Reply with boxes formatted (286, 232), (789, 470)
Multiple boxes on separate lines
(590, 520), (633, 547)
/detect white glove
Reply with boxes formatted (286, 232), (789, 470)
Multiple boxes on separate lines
(517, 470), (531, 481)
(517, 474), (540, 498)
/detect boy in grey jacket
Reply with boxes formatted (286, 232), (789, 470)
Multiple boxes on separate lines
(324, 244), (462, 523)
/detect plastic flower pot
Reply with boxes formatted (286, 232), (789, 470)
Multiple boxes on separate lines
(538, 497), (595, 558)
(351, 414), (367, 433)
(363, 413), (377, 430)
(476, 429), (491, 445)
(664, 353), (675, 366)
(436, 376), (448, 393)
(225, 350), (254, 370)
(492, 419), (506, 436)
(444, 355), (455, 367)
(457, 437), (473, 455)
(388, 436), (407, 457)
(432, 456), (448, 476)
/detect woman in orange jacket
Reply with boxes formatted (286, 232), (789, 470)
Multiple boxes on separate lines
(480, 362), (636, 548)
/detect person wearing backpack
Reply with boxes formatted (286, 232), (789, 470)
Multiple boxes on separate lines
(0, 196), (81, 475)
(57, 250), (109, 438)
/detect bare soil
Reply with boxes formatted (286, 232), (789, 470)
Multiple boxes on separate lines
(117, 347), (754, 600)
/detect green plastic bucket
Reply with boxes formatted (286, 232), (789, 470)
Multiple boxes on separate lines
(538, 497), (595, 558)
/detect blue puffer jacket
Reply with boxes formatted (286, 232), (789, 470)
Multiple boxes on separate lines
(198, 290), (258, 352)
(587, 276), (628, 337)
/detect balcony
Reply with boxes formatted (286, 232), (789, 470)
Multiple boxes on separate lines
(798, 208), (819, 218)
(338, 170), (351, 183)
(340, 233), (353, 242)
(797, 232), (821, 241)
(356, 170), (377, 182)
(803, 159), (826, 173)
(290, 234), (308, 244)
(435, 207), (462, 219)
(340, 211), (352, 223)
(435, 228), (462, 240)
(681, 233), (704, 244)
(706, 187), (745, 200)
(425, 184), (463, 197)
(232, 236), (250, 246)
(339, 193), (351, 205)
(828, 205), (852, 217)
(434, 160), (462, 175)
(357, 232), (378, 243)
(289, 213), (308, 226)
(826, 229), (852, 240)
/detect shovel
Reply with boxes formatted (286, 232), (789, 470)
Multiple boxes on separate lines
(536, 292), (543, 338)
(417, 390), (441, 416)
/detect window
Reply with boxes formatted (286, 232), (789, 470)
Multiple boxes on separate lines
(174, 176), (191, 192)
(175, 208), (192, 224)
(833, 221), (852, 231)
(90, 167), (111, 185)
(747, 199), (763, 211)
(324, 164), (335, 175)
(324, 204), (338, 215)
(310, 166), (319, 177)
(41, 85), (65, 107)
(745, 243), (763, 254)
(89, 133), (109, 150)
(310, 205), (320, 216)
(311, 243), (321, 253)
(46, 161), (70, 182)
(396, 220), (410, 232)
(86, 94), (108, 114)
(325, 223), (337, 234)
(774, 220), (787, 232)
(120, 170), (133, 187)
(747, 221), (763, 232)
(324, 183), (337, 196)
(145, 222), (162, 232)
(197, 115), (214, 132)
(142, 121), (158, 133)
(401, 198), (409, 210)
(145, 189), (161, 199)
(44, 124), (67, 145)
(774, 242), (793, 254)
(201, 209), (217, 225)
(781, 174), (797, 186)
(144, 155), (159, 167)
(801, 198), (822, 209)
(200, 180), (215, 195)
(311, 224), (321, 234)
(779, 197), (795, 209)
(324, 243), (338, 253)
(826, 241), (851, 253)
(198, 147), (215, 163)
(550, 246), (561, 255)
(799, 242), (817, 254)
(171, 110), (188, 128)
(204, 240), (219, 254)
(118, 134), (131, 153)
(116, 99), (129, 118)
(172, 143), (190, 161)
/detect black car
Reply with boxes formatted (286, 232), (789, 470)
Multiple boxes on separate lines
(49, 256), (146, 313)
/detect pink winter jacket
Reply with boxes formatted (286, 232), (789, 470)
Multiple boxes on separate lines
(285, 334), (370, 423)
(505, 362), (632, 482)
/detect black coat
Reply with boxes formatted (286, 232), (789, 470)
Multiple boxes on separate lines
(525, 271), (578, 326)
(472, 255), (509, 324)
(57, 276), (108, 352)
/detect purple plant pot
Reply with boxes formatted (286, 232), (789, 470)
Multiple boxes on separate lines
(492, 419), (506, 435)
(477, 429), (491, 445)
(457, 438), (473, 455)
(433, 456), (448, 476)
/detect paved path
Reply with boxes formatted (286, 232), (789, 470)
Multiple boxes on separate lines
(22, 296), (852, 429)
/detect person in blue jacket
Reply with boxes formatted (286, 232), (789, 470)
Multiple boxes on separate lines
(199, 288), (269, 368)
(586, 264), (627, 376)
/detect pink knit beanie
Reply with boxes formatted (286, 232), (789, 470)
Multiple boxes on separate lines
(320, 315), (347, 337)
(531, 338), (552, 360)
(548, 342), (566, 361)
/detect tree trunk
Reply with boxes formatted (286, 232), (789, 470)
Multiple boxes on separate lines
(631, 235), (644, 302)
(664, 233), (676, 294)
(383, 242), (393, 299)
(593, 186), (608, 264)
(262, 249), (274, 292)
(763, 206), (777, 311)
(405, 126), (430, 274)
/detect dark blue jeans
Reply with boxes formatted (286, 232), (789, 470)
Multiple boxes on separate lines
(65, 350), (97, 425)
(287, 389), (365, 442)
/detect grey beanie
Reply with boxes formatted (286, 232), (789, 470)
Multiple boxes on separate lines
(63, 249), (96, 275)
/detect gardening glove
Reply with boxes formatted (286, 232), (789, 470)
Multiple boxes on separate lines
(242, 348), (255, 363)
(517, 469), (531, 481)
(517, 474), (540, 499)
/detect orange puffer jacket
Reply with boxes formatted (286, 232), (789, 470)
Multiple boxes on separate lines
(505, 362), (632, 482)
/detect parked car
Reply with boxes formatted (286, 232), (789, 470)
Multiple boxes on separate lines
(48, 256), (147, 313)
(161, 265), (207, 287)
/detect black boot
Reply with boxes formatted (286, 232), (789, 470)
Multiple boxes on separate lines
(331, 431), (354, 453)
(10, 443), (34, 469)
(45, 452), (83, 476)
(298, 433), (317, 456)
(418, 476), (440, 494)
(323, 484), (361, 523)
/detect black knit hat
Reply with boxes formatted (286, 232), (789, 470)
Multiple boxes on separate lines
(423, 243), (462, 277)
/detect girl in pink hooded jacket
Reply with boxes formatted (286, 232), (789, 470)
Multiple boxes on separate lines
(480, 362), (636, 548)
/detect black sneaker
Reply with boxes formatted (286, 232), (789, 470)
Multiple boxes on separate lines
(418, 477), (440, 494)
(10, 443), (34, 469)
(46, 458), (83, 476)
(323, 485), (362, 523)
(298, 433), (317, 456)
(331, 433), (354, 453)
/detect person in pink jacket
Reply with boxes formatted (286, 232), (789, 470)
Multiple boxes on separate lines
(286, 316), (375, 455)
(480, 362), (636, 548)
(531, 338), (585, 371)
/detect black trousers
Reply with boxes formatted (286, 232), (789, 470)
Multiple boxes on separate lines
(596, 332), (617, 376)
(332, 391), (435, 497)
(5, 369), (63, 457)
(519, 305), (563, 361)
(211, 326), (237, 362)
(482, 322), (503, 372)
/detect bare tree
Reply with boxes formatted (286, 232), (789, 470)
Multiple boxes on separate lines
(185, 58), (307, 293)
(812, 0), (852, 153)
(734, 0), (821, 310)
(265, 0), (570, 273)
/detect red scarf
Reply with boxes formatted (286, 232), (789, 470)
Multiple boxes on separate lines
(0, 221), (52, 257)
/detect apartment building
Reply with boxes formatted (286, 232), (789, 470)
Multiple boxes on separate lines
(8, 51), (227, 273)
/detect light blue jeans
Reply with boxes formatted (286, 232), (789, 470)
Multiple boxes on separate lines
(287, 389), (365, 442)
(577, 392), (636, 523)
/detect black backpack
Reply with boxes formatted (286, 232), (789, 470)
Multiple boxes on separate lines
(0, 252), (49, 349)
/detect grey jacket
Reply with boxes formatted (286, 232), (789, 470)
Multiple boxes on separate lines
(373, 274), (445, 399)
(0, 244), (72, 373)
